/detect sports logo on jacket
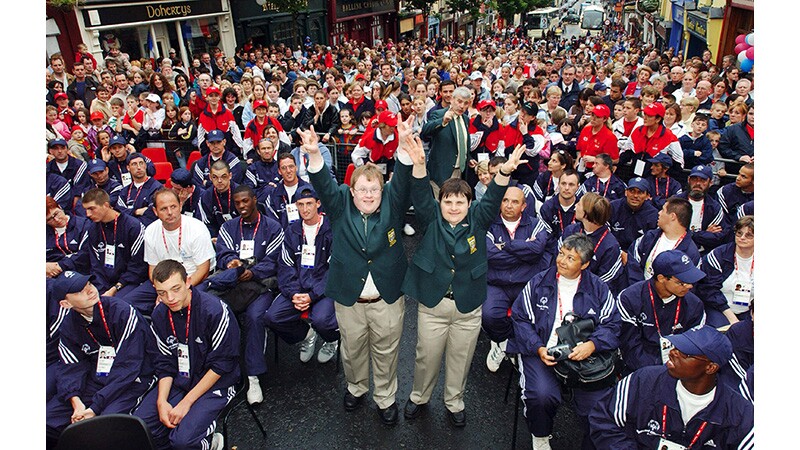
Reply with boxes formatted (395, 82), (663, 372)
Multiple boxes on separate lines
(536, 296), (549, 310)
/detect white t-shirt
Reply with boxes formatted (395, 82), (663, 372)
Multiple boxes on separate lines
(721, 253), (754, 314)
(688, 199), (704, 232)
(676, 381), (715, 425)
(644, 235), (679, 280)
(547, 275), (580, 348)
(144, 216), (216, 277)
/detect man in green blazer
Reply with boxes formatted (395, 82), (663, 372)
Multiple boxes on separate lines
(401, 133), (530, 427)
(420, 86), (473, 190)
(298, 121), (414, 426)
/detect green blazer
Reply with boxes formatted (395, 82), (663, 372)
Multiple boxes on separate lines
(402, 174), (508, 313)
(309, 160), (412, 306)
(420, 108), (471, 187)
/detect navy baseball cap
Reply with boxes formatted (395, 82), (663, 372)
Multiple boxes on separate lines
(521, 101), (538, 116)
(666, 325), (732, 366)
(593, 82), (607, 91)
(207, 129), (225, 142)
(170, 168), (193, 188)
(647, 153), (673, 167)
(48, 139), (67, 148)
(652, 250), (706, 284)
(208, 266), (244, 291)
(87, 159), (107, 174)
(126, 152), (145, 165)
(108, 135), (127, 147)
(626, 177), (649, 192)
(297, 186), (319, 200)
(51, 271), (91, 301)
(689, 165), (712, 180)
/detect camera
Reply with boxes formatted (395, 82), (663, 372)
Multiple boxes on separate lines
(547, 344), (572, 361)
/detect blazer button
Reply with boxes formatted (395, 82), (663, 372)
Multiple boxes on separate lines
(368, 260), (372, 264)
(450, 269), (455, 274)
(362, 248), (366, 252)
(451, 255), (455, 259)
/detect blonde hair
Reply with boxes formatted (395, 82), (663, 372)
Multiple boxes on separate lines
(475, 160), (490, 175)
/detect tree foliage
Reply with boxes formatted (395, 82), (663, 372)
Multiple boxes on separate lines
(494, 0), (552, 24)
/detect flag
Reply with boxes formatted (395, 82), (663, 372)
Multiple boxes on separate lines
(146, 30), (156, 66)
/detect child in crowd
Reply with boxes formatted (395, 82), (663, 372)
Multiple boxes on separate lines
(640, 85), (660, 109)
(46, 105), (72, 141)
(334, 108), (361, 147)
(680, 114), (713, 168)
(358, 110), (373, 133)
(612, 99), (625, 121)
(474, 160), (491, 201)
(86, 111), (113, 156)
(503, 93), (519, 125)
(162, 104), (179, 136)
(168, 106), (197, 169)
(108, 97), (125, 135)
(708, 101), (728, 131)
(121, 94), (144, 142)
(706, 129), (727, 187)
(68, 126), (92, 161)
(550, 117), (579, 162)
(74, 107), (91, 135)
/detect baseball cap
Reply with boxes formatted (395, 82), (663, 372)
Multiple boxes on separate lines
(169, 48), (176, 54)
(126, 152), (145, 165)
(626, 177), (649, 192)
(87, 159), (107, 174)
(354, 73), (366, 81)
(643, 102), (666, 117)
(170, 168), (193, 188)
(378, 110), (398, 127)
(521, 101), (538, 116)
(90, 111), (105, 121)
(146, 93), (161, 103)
(209, 266), (245, 291)
(375, 99), (389, 111)
(55, 92), (68, 101)
(593, 82), (607, 91)
(591, 104), (611, 118)
(666, 325), (732, 367)
(477, 99), (497, 111)
(647, 153), (673, 167)
(652, 250), (707, 284)
(48, 139), (67, 148)
(469, 71), (484, 81)
(71, 125), (84, 134)
(206, 86), (221, 96)
(207, 129), (225, 142)
(51, 271), (91, 301)
(689, 165), (712, 180)
(108, 135), (127, 147)
(253, 99), (268, 110)
(297, 186), (319, 200)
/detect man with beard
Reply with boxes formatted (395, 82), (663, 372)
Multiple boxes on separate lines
(675, 165), (727, 254)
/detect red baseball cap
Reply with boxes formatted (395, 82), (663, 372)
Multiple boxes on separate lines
(206, 86), (221, 96)
(90, 111), (105, 121)
(591, 104), (611, 118)
(477, 99), (497, 111)
(375, 100), (389, 111)
(643, 102), (666, 117)
(355, 73), (366, 81)
(253, 99), (268, 110)
(55, 92), (68, 101)
(71, 125), (84, 133)
(378, 110), (398, 127)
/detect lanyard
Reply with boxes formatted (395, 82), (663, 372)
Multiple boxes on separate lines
(162, 223), (182, 255)
(214, 188), (231, 214)
(303, 216), (323, 244)
(555, 273), (580, 322)
(734, 253), (754, 275)
(661, 405), (707, 449)
(100, 216), (119, 246)
(557, 206), (575, 234)
(168, 299), (191, 344)
(593, 228), (609, 253)
(126, 178), (149, 207)
(648, 284), (681, 336)
(240, 214), (262, 240)
(53, 227), (72, 256)
(595, 177), (611, 197)
(85, 302), (114, 347)
(654, 177), (670, 197)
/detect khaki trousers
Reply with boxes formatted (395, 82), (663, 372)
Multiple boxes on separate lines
(430, 167), (463, 199)
(334, 297), (405, 409)
(409, 298), (482, 413)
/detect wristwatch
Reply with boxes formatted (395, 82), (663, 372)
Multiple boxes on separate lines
(114, 283), (124, 291)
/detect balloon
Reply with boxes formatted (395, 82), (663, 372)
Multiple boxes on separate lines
(734, 43), (749, 54)
(735, 34), (746, 44)
(738, 50), (748, 63)
(740, 58), (753, 73)
(745, 33), (754, 46)
(746, 47), (754, 60)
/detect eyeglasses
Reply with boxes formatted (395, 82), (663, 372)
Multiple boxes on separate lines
(669, 277), (693, 288)
(46, 209), (64, 222)
(353, 187), (381, 195)
(734, 231), (754, 239)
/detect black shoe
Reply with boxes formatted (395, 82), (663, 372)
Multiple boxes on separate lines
(343, 391), (364, 411)
(378, 403), (399, 426)
(447, 409), (466, 427)
(404, 399), (425, 420)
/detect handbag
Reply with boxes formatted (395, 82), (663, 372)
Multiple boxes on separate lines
(552, 312), (621, 391)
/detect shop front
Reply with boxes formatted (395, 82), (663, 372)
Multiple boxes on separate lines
(685, 10), (708, 58)
(669, 0), (685, 56)
(75, 0), (236, 71)
(328, 0), (398, 46)
(719, 0), (753, 61)
(231, 0), (327, 48)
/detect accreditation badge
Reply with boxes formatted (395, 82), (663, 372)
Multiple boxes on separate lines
(387, 228), (396, 247)
(286, 203), (300, 223)
(222, 213), (233, 222)
(467, 235), (477, 254)
(104, 244), (116, 268)
(657, 438), (686, 450)
(239, 240), (255, 260)
(301, 244), (316, 268)
(121, 172), (132, 186)
(177, 343), (190, 378)
(634, 159), (646, 177)
(477, 152), (489, 162)
(660, 336), (674, 365)
(96, 345), (116, 377)
(732, 279), (752, 307)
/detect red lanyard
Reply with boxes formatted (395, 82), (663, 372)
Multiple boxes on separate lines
(85, 301), (114, 347)
(303, 216), (323, 244)
(214, 188), (231, 214)
(126, 178), (149, 207)
(557, 206), (575, 234)
(595, 177), (611, 197)
(162, 223), (182, 255)
(654, 177), (670, 197)
(100, 216), (119, 246)
(593, 228), (609, 253)
(655, 231), (686, 251)
(648, 283), (681, 336)
(556, 273), (581, 322)
(53, 228), (72, 256)
(168, 299), (191, 344)
(240, 214), (262, 240)
(734, 254), (754, 275)
(661, 405), (707, 449)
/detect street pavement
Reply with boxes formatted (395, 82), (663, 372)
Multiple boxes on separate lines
(225, 216), (584, 449)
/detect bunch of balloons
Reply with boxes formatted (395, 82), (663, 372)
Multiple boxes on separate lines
(734, 33), (754, 73)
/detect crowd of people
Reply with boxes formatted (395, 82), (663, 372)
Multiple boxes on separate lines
(46, 24), (754, 450)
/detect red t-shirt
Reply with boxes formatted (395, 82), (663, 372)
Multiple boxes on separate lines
(576, 125), (619, 167)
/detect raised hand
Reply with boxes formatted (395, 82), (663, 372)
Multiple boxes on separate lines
(500, 143), (529, 175)
(397, 113), (415, 142)
(297, 126), (320, 155)
(403, 133), (425, 167)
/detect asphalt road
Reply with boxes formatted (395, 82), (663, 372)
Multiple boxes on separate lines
(225, 216), (583, 450)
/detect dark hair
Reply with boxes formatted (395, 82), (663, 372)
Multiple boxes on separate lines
(489, 156), (507, 168)
(210, 159), (231, 173)
(664, 197), (692, 230)
(233, 184), (256, 198)
(611, 78), (627, 91)
(550, 149), (574, 168)
(81, 187), (110, 206)
(152, 259), (187, 284)
(439, 79), (457, 91)
(595, 153), (613, 168)
(624, 96), (642, 109)
(439, 178), (472, 202)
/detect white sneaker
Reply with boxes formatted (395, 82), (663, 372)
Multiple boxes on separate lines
(532, 435), (552, 450)
(210, 432), (224, 450)
(403, 223), (416, 236)
(299, 328), (318, 363)
(247, 376), (263, 405)
(486, 340), (506, 373)
(317, 340), (339, 364)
